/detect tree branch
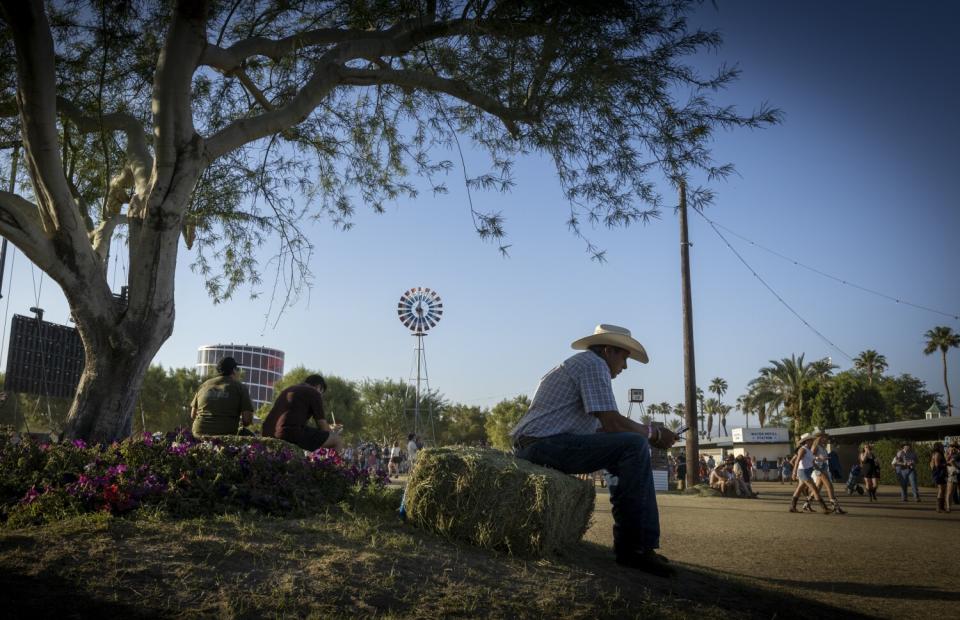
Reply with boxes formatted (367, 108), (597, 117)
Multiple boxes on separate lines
(203, 16), (543, 160)
(338, 67), (531, 136)
(205, 60), (341, 160)
(0, 0), (102, 287)
(56, 96), (153, 189)
(0, 190), (58, 271)
(199, 18), (545, 72)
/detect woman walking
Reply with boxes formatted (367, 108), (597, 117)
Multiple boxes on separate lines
(945, 443), (959, 513)
(930, 442), (948, 513)
(790, 433), (831, 514)
(860, 443), (880, 502)
(807, 430), (846, 514)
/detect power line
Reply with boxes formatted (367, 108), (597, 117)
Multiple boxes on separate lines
(702, 214), (959, 321)
(695, 209), (854, 362)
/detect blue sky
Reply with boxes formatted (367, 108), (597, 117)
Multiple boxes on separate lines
(1, 0), (958, 428)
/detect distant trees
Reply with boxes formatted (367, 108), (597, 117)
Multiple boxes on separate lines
(742, 349), (942, 438)
(924, 326), (959, 416)
(437, 404), (488, 446)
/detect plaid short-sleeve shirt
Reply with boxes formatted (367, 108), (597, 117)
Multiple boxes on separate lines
(510, 351), (618, 438)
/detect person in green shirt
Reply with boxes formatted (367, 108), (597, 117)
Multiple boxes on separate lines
(190, 356), (255, 435)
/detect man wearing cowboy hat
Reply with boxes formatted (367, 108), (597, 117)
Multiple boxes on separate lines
(511, 324), (678, 577)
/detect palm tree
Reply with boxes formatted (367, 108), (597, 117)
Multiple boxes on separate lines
(736, 394), (749, 428)
(639, 413), (653, 426)
(696, 387), (706, 437)
(853, 350), (888, 385)
(646, 403), (659, 422)
(673, 402), (686, 430)
(809, 357), (839, 382)
(666, 418), (682, 432)
(709, 377), (728, 404)
(924, 326), (960, 416)
(704, 397), (720, 439)
(719, 403), (732, 436)
(756, 354), (815, 438)
(659, 401), (671, 425)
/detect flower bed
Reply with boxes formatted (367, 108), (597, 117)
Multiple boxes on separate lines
(0, 429), (388, 527)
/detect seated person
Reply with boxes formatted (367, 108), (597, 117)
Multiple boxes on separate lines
(734, 455), (758, 498)
(709, 464), (732, 496)
(261, 374), (344, 452)
(191, 357), (254, 436)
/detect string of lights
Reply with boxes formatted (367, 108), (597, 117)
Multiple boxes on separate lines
(695, 210), (854, 362)
(701, 213), (959, 321)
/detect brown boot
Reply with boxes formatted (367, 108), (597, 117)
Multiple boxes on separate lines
(937, 497), (946, 513)
(789, 496), (799, 513)
(820, 499), (831, 514)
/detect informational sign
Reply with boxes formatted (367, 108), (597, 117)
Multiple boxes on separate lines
(4, 314), (84, 399)
(629, 388), (644, 403)
(731, 427), (789, 444)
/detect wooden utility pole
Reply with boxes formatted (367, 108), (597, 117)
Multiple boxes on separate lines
(678, 181), (700, 488)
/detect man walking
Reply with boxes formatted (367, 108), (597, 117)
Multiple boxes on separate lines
(893, 443), (921, 502)
(511, 324), (677, 577)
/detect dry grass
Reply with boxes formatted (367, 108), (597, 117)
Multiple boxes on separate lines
(0, 491), (713, 619)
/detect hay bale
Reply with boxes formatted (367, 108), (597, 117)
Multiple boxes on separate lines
(404, 446), (595, 556)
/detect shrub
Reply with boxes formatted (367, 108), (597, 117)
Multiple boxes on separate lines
(404, 446), (595, 556)
(0, 429), (387, 527)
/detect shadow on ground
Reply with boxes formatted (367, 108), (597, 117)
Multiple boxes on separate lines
(566, 541), (874, 620)
(1, 572), (161, 619)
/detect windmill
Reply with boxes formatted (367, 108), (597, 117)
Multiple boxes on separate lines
(397, 287), (443, 438)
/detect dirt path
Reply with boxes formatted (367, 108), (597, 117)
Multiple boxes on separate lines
(583, 481), (959, 619)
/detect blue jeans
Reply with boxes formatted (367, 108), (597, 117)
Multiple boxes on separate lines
(897, 468), (919, 499)
(515, 432), (659, 554)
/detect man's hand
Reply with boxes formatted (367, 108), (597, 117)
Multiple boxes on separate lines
(651, 427), (677, 449)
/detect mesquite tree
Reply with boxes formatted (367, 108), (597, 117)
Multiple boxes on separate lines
(0, 0), (778, 442)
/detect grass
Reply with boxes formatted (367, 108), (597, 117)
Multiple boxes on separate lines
(0, 487), (725, 619)
(0, 485), (866, 619)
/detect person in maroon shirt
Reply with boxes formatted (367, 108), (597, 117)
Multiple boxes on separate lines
(262, 375), (344, 452)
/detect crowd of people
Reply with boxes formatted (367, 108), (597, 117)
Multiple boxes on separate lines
(341, 434), (423, 475)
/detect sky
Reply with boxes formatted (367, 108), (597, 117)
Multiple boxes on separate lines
(1, 0), (958, 430)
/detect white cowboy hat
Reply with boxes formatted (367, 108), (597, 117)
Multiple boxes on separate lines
(571, 324), (649, 363)
(812, 428), (827, 437)
(798, 432), (812, 443)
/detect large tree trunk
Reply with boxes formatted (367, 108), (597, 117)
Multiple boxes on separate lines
(64, 324), (169, 442)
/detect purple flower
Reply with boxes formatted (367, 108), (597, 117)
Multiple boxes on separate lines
(20, 485), (41, 504)
(107, 463), (128, 477)
(72, 439), (87, 449)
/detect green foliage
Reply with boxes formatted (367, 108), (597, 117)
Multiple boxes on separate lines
(358, 378), (446, 445)
(134, 365), (203, 433)
(875, 374), (941, 421)
(484, 395), (530, 451)
(810, 373), (886, 430)
(436, 403), (489, 445)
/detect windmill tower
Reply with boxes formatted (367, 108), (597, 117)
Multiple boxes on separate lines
(397, 287), (443, 438)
